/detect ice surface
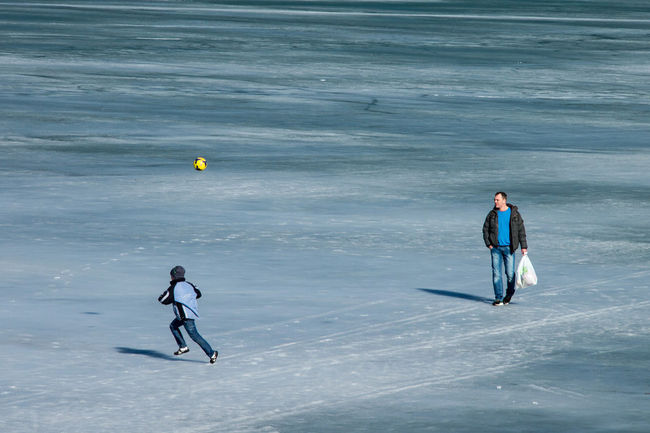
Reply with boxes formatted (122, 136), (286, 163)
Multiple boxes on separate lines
(1, 1), (649, 432)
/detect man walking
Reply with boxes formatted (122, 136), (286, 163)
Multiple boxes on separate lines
(158, 266), (218, 363)
(483, 192), (528, 306)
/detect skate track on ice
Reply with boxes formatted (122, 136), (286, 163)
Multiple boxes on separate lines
(114, 270), (650, 432)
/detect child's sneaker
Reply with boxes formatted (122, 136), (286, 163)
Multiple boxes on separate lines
(492, 299), (504, 306)
(174, 347), (189, 355)
(503, 295), (512, 305)
(210, 351), (218, 364)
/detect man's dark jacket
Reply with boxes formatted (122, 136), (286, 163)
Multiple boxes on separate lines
(483, 204), (528, 254)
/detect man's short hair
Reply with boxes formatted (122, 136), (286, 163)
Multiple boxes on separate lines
(495, 191), (507, 200)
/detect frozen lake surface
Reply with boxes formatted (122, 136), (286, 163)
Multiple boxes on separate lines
(1, 1), (649, 432)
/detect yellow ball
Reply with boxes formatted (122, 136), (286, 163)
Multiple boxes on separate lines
(193, 157), (207, 171)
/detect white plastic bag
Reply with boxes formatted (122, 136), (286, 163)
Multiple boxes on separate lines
(516, 254), (538, 289)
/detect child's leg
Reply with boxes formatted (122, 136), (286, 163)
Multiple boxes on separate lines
(183, 319), (213, 356)
(170, 318), (187, 348)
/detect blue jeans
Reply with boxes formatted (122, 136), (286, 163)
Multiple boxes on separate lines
(491, 246), (516, 300)
(170, 318), (213, 356)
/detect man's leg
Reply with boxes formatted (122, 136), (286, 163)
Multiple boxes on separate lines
(491, 247), (504, 301)
(504, 250), (516, 303)
(170, 318), (187, 349)
(183, 319), (214, 357)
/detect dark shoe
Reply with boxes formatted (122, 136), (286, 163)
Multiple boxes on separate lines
(210, 351), (218, 364)
(174, 347), (189, 355)
(492, 299), (504, 306)
(503, 295), (512, 305)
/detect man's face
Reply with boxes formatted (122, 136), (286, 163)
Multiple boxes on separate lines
(494, 194), (507, 210)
